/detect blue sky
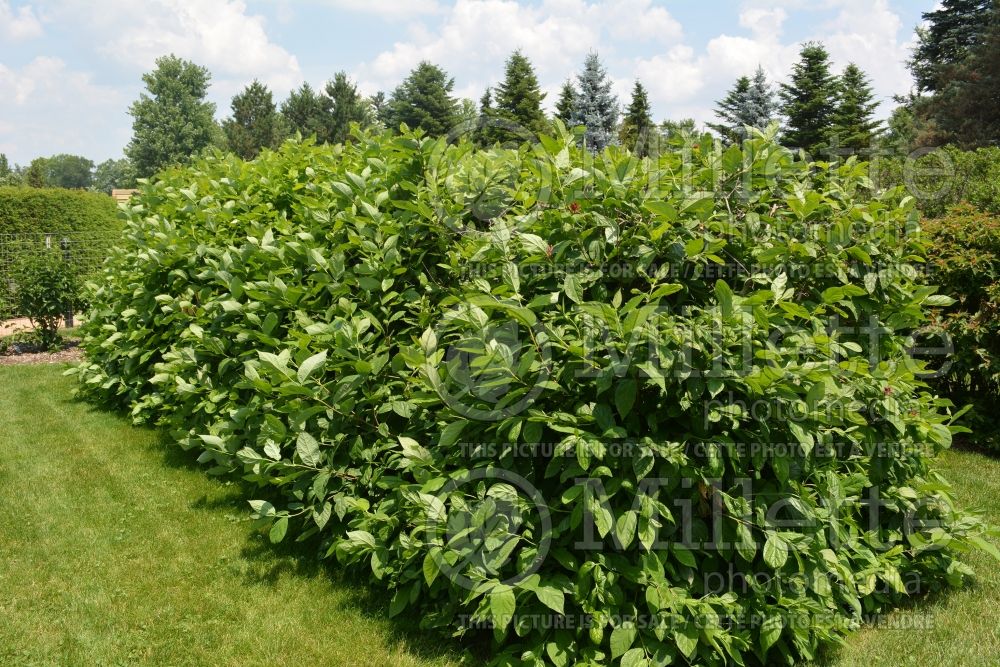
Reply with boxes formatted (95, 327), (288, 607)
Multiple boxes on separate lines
(0, 0), (934, 166)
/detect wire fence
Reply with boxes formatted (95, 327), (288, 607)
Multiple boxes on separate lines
(0, 231), (114, 322)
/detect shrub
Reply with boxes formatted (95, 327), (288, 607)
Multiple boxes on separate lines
(922, 205), (1000, 450)
(0, 186), (122, 316)
(0, 186), (120, 236)
(872, 146), (1000, 219)
(11, 248), (80, 350)
(74, 128), (997, 666)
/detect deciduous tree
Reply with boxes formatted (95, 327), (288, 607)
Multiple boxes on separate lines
(126, 55), (217, 178)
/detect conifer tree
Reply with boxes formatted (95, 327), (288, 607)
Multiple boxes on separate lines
(281, 83), (331, 142)
(619, 80), (654, 156)
(493, 50), (548, 141)
(223, 80), (285, 160)
(324, 71), (371, 144)
(570, 52), (619, 152)
(555, 80), (576, 124)
(831, 63), (882, 153)
(384, 62), (459, 136)
(910, 0), (994, 92)
(711, 66), (778, 143)
(779, 42), (837, 154)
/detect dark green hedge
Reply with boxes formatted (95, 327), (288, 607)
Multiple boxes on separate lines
(0, 186), (120, 236)
(924, 204), (1000, 450)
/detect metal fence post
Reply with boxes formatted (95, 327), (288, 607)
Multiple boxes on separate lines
(61, 237), (74, 329)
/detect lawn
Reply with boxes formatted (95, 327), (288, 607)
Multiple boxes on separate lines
(0, 364), (459, 667)
(1, 363), (997, 666)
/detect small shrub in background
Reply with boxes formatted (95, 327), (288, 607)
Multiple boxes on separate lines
(11, 248), (79, 350)
(872, 146), (1000, 219)
(923, 204), (1000, 451)
(74, 128), (997, 666)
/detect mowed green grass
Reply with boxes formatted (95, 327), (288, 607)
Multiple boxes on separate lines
(0, 364), (459, 667)
(0, 364), (997, 666)
(823, 447), (1000, 667)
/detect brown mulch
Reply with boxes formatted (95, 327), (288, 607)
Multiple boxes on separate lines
(0, 346), (83, 365)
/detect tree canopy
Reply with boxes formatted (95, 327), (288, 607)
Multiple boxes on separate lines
(384, 62), (459, 136)
(126, 55), (217, 178)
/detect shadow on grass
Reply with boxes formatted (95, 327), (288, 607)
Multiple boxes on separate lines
(145, 428), (479, 666)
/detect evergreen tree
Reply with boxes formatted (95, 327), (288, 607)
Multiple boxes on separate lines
(475, 87), (498, 146)
(619, 81), (654, 156)
(369, 91), (388, 127)
(493, 50), (548, 142)
(710, 75), (751, 143)
(384, 62), (459, 136)
(555, 80), (576, 124)
(126, 55), (217, 178)
(910, 0), (995, 92)
(924, 7), (1000, 147)
(223, 80), (285, 160)
(571, 53), (620, 152)
(324, 71), (371, 144)
(281, 83), (331, 142)
(831, 64), (882, 153)
(779, 42), (838, 155)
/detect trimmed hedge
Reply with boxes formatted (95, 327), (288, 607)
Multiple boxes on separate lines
(74, 129), (996, 667)
(0, 187), (121, 318)
(924, 204), (1000, 450)
(0, 186), (120, 235)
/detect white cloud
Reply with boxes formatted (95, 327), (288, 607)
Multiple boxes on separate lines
(39, 0), (303, 97)
(321, 0), (444, 19)
(358, 0), (685, 106)
(0, 0), (43, 40)
(0, 56), (126, 162)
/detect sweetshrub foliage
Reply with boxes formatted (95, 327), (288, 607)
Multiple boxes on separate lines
(74, 126), (998, 666)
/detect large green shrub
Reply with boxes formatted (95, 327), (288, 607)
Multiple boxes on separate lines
(74, 128), (996, 666)
(923, 204), (1000, 450)
(0, 187), (121, 317)
(0, 186), (120, 235)
(872, 146), (1000, 218)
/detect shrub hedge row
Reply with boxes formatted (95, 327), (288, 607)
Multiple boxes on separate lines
(74, 128), (996, 667)
(923, 204), (1000, 450)
(0, 186), (120, 235)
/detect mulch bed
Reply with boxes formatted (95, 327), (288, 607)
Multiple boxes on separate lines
(0, 347), (84, 365)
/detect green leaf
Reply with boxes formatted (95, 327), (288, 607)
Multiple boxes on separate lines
(736, 522), (756, 562)
(610, 622), (637, 659)
(534, 586), (565, 614)
(672, 543), (696, 567)
(614, 511), (638, 549)
(423, 549), (440, 586)
(296, 431), (322, 467)
(268, 516), (288, 543)
(564, 273), (584, 304)
(760, 614), (783, 653)
(297, 350), (328, 383)
(674, 624), (698, 658)
(490, 586), (516, 630)
(615, 379), (637, 418)
(763, 531), (788, 569)
(438, 419), (468, 447)
(715, 280), (734, 318)
(620, 647), (648, 667)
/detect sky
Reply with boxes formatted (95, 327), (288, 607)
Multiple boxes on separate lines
(0, 0), (937, 166)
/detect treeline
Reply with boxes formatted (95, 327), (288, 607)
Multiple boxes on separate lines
(2, 1), (996, 190)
